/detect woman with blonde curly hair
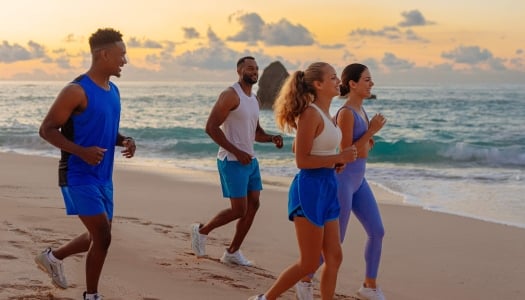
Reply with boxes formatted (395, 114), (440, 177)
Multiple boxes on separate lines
(249, 62), (357, 300)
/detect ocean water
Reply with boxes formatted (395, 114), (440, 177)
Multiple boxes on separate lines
(1, 81), (524, 228)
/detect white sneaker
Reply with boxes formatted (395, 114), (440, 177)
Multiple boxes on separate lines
(190, 223), (206, 257)
(248, 295), (266, 300)
(356, 284), (386, 300)
(83, 291), (103, 300)
(34, 247), (68, 289)
(295, 281), (314, 300)
(220, 249), (253, 266)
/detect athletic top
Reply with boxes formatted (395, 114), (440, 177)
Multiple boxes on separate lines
(58, 74), (121, 186)
(217, 82), (259, 161)
(309, 103), (342, 156)
(335, 106), (368, 184)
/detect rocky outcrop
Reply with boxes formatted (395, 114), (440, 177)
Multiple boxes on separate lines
(257, 61), (289, 110)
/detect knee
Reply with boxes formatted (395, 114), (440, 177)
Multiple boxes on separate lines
(374, 225), (385, 240)
(324, 248), (343, 270)
(299, 260), (321, 275)
(249, 198), (260, 212)
(93, 229), (112, 251)
(231, 206), (248, 219)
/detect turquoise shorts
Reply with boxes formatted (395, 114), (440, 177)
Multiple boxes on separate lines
(288, 168), (340, 227)
(217, 157), (263, 198)
(60, 184), (114, 220)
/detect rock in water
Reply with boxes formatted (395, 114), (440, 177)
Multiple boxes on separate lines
(257, 61), (289, 110)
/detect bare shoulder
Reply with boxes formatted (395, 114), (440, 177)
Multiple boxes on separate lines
(58, 82), (86, 99)
(298, 106), (322, 124)
(53, 82), (87, 112)
(216, 87), (240, 110)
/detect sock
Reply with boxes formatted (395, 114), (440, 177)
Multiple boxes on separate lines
(47, 250), (61, 263)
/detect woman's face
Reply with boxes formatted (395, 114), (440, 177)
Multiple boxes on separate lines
(351, 68), (374, 99)
(318, 65), (341, 98)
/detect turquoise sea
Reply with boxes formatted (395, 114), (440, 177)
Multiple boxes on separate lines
(1, 81), (524, 228)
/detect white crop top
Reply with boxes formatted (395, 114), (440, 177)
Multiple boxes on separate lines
(309, 103), (341, 156)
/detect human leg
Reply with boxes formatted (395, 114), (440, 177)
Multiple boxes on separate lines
(79, 213), (112, 294)
(352, 179), (385, 288)
(319, 219), (342, 300)
(228, 190), (260, 253)
(296, 177), (355, 300)
(264, 217), (324, 300)
(199, 196), (248, 235)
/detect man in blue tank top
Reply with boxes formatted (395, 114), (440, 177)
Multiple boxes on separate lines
(36, 28), (136, 300)
(190, 56), (283, 266)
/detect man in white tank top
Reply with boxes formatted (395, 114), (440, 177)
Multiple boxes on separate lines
(190, 56), (283, 266)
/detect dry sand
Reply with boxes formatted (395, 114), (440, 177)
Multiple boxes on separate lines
(1, 152), (524, 300)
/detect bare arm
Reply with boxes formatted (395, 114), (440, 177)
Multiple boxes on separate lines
(337, 109), (386, 158)
(295, 107), (355, 169)
(39, 84), (107, 165)
(255, 120), (284, 149)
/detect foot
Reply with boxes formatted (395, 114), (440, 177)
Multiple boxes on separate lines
(356, 283), (386, 300)
(295, 281), (314, 300)
(34, 247), (68, 289)
(220, 249), (253, 266)
(190, 223), (207, 257)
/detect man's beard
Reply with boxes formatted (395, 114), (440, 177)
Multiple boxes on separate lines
(242, 74), (258, 85)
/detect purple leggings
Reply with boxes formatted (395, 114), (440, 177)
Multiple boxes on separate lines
(312, 159), (385, 279)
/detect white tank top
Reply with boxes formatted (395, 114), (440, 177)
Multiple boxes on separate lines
(217, 82), (260, 161)
(309, 103), (341, 156)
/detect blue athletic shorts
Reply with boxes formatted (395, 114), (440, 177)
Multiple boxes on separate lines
(288, 168), (340, 227)
(60, 184), (114, 220)
(217, 157), (263, 198)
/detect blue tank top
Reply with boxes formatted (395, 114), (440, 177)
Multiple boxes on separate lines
(335, 106), (368, 186)
(58, 75), (121, 186)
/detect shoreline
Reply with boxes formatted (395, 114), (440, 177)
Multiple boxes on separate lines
(2, 152), (525, 299)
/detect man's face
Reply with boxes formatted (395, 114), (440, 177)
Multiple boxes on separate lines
(240, 59), (259, 84)
(104, 41), (127, 78)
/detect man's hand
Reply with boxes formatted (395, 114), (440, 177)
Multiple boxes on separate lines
(121, 137), (136, 158)
(271, 135), (284, 149)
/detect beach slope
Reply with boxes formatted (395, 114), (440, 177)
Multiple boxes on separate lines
(1, 152), (524, 300)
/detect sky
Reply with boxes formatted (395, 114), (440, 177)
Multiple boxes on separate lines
(0, 0), (524, 84)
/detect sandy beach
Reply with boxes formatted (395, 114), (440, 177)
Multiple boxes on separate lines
(1, 152), (524, 300)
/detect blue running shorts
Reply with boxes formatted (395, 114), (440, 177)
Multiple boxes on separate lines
(288, 168), (340, 227)
(217, 157), (263, 198)
(60, 184), (114, 220)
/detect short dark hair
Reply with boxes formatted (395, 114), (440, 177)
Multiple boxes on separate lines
(89, 28), (123, 51)
(237, 56), (255, 68)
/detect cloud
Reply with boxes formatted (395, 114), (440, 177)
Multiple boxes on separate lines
(350, 26), (427, 42)
(351, 26), (401, 39)
(319, 43), (346, 50)
(441, 45), (493, 65)
(54, 55), (73, 69)
(262, 19), (314, 46)
(127, 37), (163, 49)
(182, 27), (200, 39)
(488, 57), (507, 71)
(63, 34), (83, 43)
(381, 52), (414, 70)
(510, 57), (523, 68)
(227, 12), (315, 46)
(516, 49), (523, 55)
(398, 10), (435, 27)
(227, 12), (264, 44)
(0, 40), (48, 63)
